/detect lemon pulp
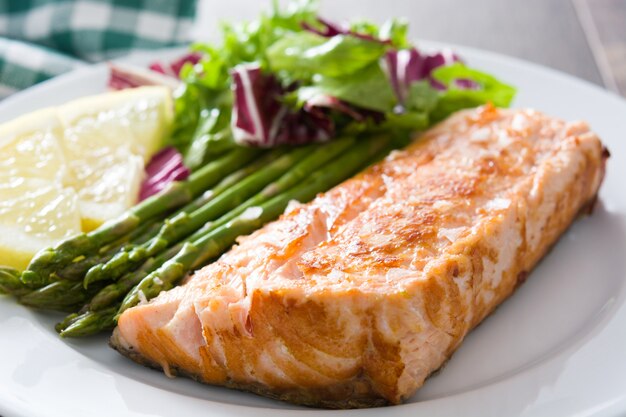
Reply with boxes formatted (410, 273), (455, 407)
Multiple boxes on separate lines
(0, 86), (173, 269)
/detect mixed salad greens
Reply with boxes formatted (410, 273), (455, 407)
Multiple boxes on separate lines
(1, 0), (516, 337)
(161, 0), (515, 170)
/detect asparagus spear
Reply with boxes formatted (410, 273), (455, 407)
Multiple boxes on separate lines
(197, 135), (357, 234)
(59, 305), (119, 338)
(20, 280), (97, 312)
(54, 221), (163, 281)
(118, 134), (390, 315)
(55, 313), (81, 334)
(198, 148), (285, 196)
(54, 243), (186, 335)
(83, 146), (312, 287)
(0, 267), (31, 297)
(21, 147), (260, 287)
(88, 243), (184, 311)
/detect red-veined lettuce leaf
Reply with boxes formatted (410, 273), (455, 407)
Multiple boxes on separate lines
(384, 48), (462, 103)
(230, 64), (333, 147)
(149, 53), (202, 78)
(139, 147), (190, 201)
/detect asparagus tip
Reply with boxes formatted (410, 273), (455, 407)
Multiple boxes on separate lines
(83, 265), (105, 289)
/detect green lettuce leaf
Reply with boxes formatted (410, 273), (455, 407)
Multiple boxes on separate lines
(183, 97), (235, 170)
(267, 32), (386, 78)
(382, 111), (430, 131)
(377, 19), (410, 48)
(431, 63), (516, 121)
(183, 0), (318, 90)
(405, 81), (440, 113)
(293, 63), (396, 112)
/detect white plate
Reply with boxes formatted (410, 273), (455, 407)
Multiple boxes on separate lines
(1, 43), (626, 417)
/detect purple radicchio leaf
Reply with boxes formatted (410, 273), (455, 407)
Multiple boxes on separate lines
(108, 53), (200, 90)
(303, 94), (368, 121)
(149, 53), (202, 78)
(301, 17), (391, 44)
(384, 48), (463, 103)
(303, 93), (384, 124)
(108, 63), (181, 90)
(139, 147), (190, 201)
(230, 64), (333, 147)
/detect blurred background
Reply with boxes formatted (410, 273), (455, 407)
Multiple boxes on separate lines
(0, 0), (624, 97)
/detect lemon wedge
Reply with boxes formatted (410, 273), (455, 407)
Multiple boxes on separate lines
(58, 86), (173, 162)
(73, 147), (145, 231)
(58, 87), (173, 229)
(0, 86), (173, 269)
(0, 108), (68, 183)
(0, 179), (82, 270)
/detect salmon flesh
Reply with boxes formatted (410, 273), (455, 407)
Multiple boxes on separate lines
(111, 105), (607, 408)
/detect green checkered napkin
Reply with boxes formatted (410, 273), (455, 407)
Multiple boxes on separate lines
(0, 0), (197, 97)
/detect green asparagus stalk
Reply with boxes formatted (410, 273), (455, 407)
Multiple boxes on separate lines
(0, 267), (31, 297)
(55, 312), (81, 334)
(55, 244), (186, 336)
(199, 148), (286, 195)
(196, 135), (357, 234)
(19, 280), (97, 312)
(59, 305), (119, 338)
(117, 134), (390, 315)
(13, 226), (164, 311)
(21, 147), (260, 287)
(89, 243), (184, 311)
(83, 146), (312, 287)
(54, 221), (163, 281)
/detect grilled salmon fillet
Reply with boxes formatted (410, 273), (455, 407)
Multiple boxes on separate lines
(111, 105), (607, 408)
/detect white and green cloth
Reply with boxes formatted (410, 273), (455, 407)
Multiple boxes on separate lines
(0, 0), (196, 97)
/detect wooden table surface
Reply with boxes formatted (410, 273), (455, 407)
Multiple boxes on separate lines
(193, 0), (608, 88)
